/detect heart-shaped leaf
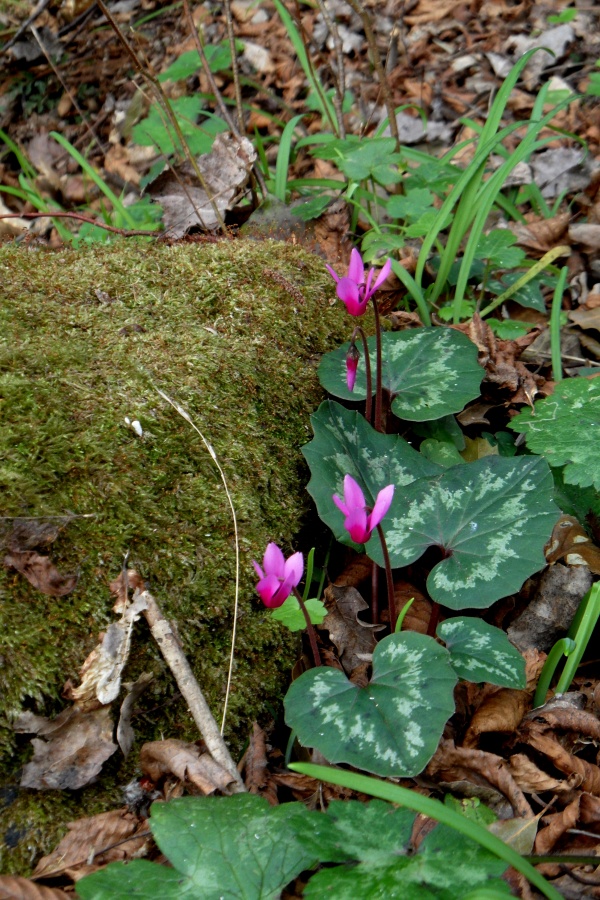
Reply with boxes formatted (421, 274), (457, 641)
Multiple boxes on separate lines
(76, 795), (316, 900)
(510, 377), (600, 490)
(318, 327), (482, 421)
(367, 455), (558, 609)
(437, 617), (526, 687)
(302, 400), (439, 547)
(284, 631), (457, 776)
(271, 596), (327, 632)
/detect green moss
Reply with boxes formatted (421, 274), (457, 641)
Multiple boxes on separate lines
(0, 238), (353, 873)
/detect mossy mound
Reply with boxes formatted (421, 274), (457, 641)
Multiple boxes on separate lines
(0, 238), (351, 873)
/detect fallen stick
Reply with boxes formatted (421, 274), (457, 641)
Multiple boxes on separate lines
(135, 587), (246, 793)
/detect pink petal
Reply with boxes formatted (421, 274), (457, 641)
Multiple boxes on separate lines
(256, 573), (282, 606)
(371, 258), (392, 293)
(263, 542), (286, 579)
(333, 493), (349, 516)
(369, 483), (395, 531)
(344, 294), (370, 317)
(325, 263), (340, 284)
(343, 474), (366, 511)
(345, 508), (370, 544)
(347, 248), (365, 285)
(346, 355), (358, 391)
(283, 551), (304, 587)
(252, 560), (265, 580)
(336, 277), (360, 307)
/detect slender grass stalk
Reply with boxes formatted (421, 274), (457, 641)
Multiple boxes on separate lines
(155, 388), (240, 736)
(533, 637), (576, 708)
(550, 265), (569, 382)
(289, 763), (562, 900)
(389, 258), (431, 326)
(275, 114), (304, 202)
(479, 245), (569, 317)
(555, 583), (600, 695)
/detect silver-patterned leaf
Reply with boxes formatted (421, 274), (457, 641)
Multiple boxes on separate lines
(367, 455), (558, 609)
(318, 327), (483, 421)
(437, 617), (525, 687)
(284, 632), (457, 777)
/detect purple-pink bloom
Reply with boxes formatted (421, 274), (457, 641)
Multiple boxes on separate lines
(333, 474), (394, 544)
(253, 542), (304, 609)
(346, 343), (360, 392)
(326, 249), (392, 317)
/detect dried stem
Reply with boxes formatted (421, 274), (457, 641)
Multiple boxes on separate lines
(0, 210), (160, 237)
(223, 0), (244, 132)
(95, 0), (227, 233)
(136, 587), (245, 792)
(314, 0), (346, 138)
(344, 0), (399, 147)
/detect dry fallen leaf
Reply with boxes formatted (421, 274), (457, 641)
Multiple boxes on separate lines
(545, 515), (600, 573)
(140, 739), (236, 795)
(33, 808), (148, 879)
(117, 672), (154, 757)
(322, 584), (384, 675)
(3, 550), (77, 597)
(464, 687), (530, 747)
(0, 876), (69, 898)
(15, 705), (117, 791)
(509, 752), (583, 794)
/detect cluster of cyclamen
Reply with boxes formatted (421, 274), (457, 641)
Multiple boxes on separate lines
(254, 251), (394, 610)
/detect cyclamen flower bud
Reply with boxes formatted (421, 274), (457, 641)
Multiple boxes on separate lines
(346, 342), (360, 392)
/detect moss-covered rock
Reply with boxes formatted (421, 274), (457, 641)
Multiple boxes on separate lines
(0, 238), (352, 873)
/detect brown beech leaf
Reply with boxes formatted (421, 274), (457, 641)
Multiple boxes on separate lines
(426, 739), (533, 818)
(464, 688), (530, 747)
(394, 583), (431, 635)
(522, 727), (600, 794)
(66, 594), (148, 705)
(0, 877), (69, 898)
(15, 705), (117, 790)
(243, 722), (277, 805)
(535, 795), (581, 855)
(509, 752), (583, 794)
(332, 555), (373, 589)
(33, 808), (148, 879)
(510, 211), (571, 253)
(3, 550), (77, 596)
(545, 515), (600, 573)
(140, 739), (236, 795)
(322, 584), (384, 675)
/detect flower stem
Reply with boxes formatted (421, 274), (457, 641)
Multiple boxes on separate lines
(376, 524), (396, 630)
(351, 325), (373, 423)
(293, 588), (322, 667)
(427, 602), (440, 637)
(371, 561), (379, 625)
(372, 298), (383, 432)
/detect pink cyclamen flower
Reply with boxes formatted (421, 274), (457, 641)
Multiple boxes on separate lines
(333, 475), (394, 544)
(253, 542), (304, 609)
(346, 342), (360, 392)
(326, 248), (392, 317)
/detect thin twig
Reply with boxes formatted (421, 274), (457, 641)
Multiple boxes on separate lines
(155, 389), (240, 739)
(1, 0), (51, 52)
(135, 587), (245, 792)
(0, 210), (159, 237)
(95, 0), (227, 233)
(223, 0), (244, 132)
(344, 0), (399, 147)
(314, 0), (346, 138)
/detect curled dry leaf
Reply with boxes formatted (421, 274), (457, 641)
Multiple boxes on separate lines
(508, 563), (593, 652)
(545, 515), (600, 574)
(520, 727), (600, 795)
(15, 705), (117, 791)
(321, 584), (384, 676)
(510, 211), (571, 253)
(463, 687), (531, 748)
(140, 739), (236, 795)
(0, 877), (69, 898)
(3, 550), (77, 597)
(117, 672), (154, 757)
(426, 739), (533, 818)
(148, 133), (256, 237)
(535, 794), (581, 855)
(509, 752), (583, 794)
(243, 722), (277, 805)
(67, 593), (148, 705)
(33, 808), (148, 880)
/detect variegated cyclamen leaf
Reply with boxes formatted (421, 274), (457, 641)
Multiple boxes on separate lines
(366, 455), (558, 609)
(509, 377), (600, 490)
(437, 617), (526, 688)
(318, 327), (483, 421)
(284, 632), (457, 777)
(302, 400), (440, 547)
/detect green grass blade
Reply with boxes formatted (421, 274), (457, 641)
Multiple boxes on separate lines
(550, 265), (569, 382)
(390, 258), (431, 326)
(0, 128), (37, 179)
(289, 763), (562, 900)
(49, 131), (137, 229)
(275, 114), (304, 202)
